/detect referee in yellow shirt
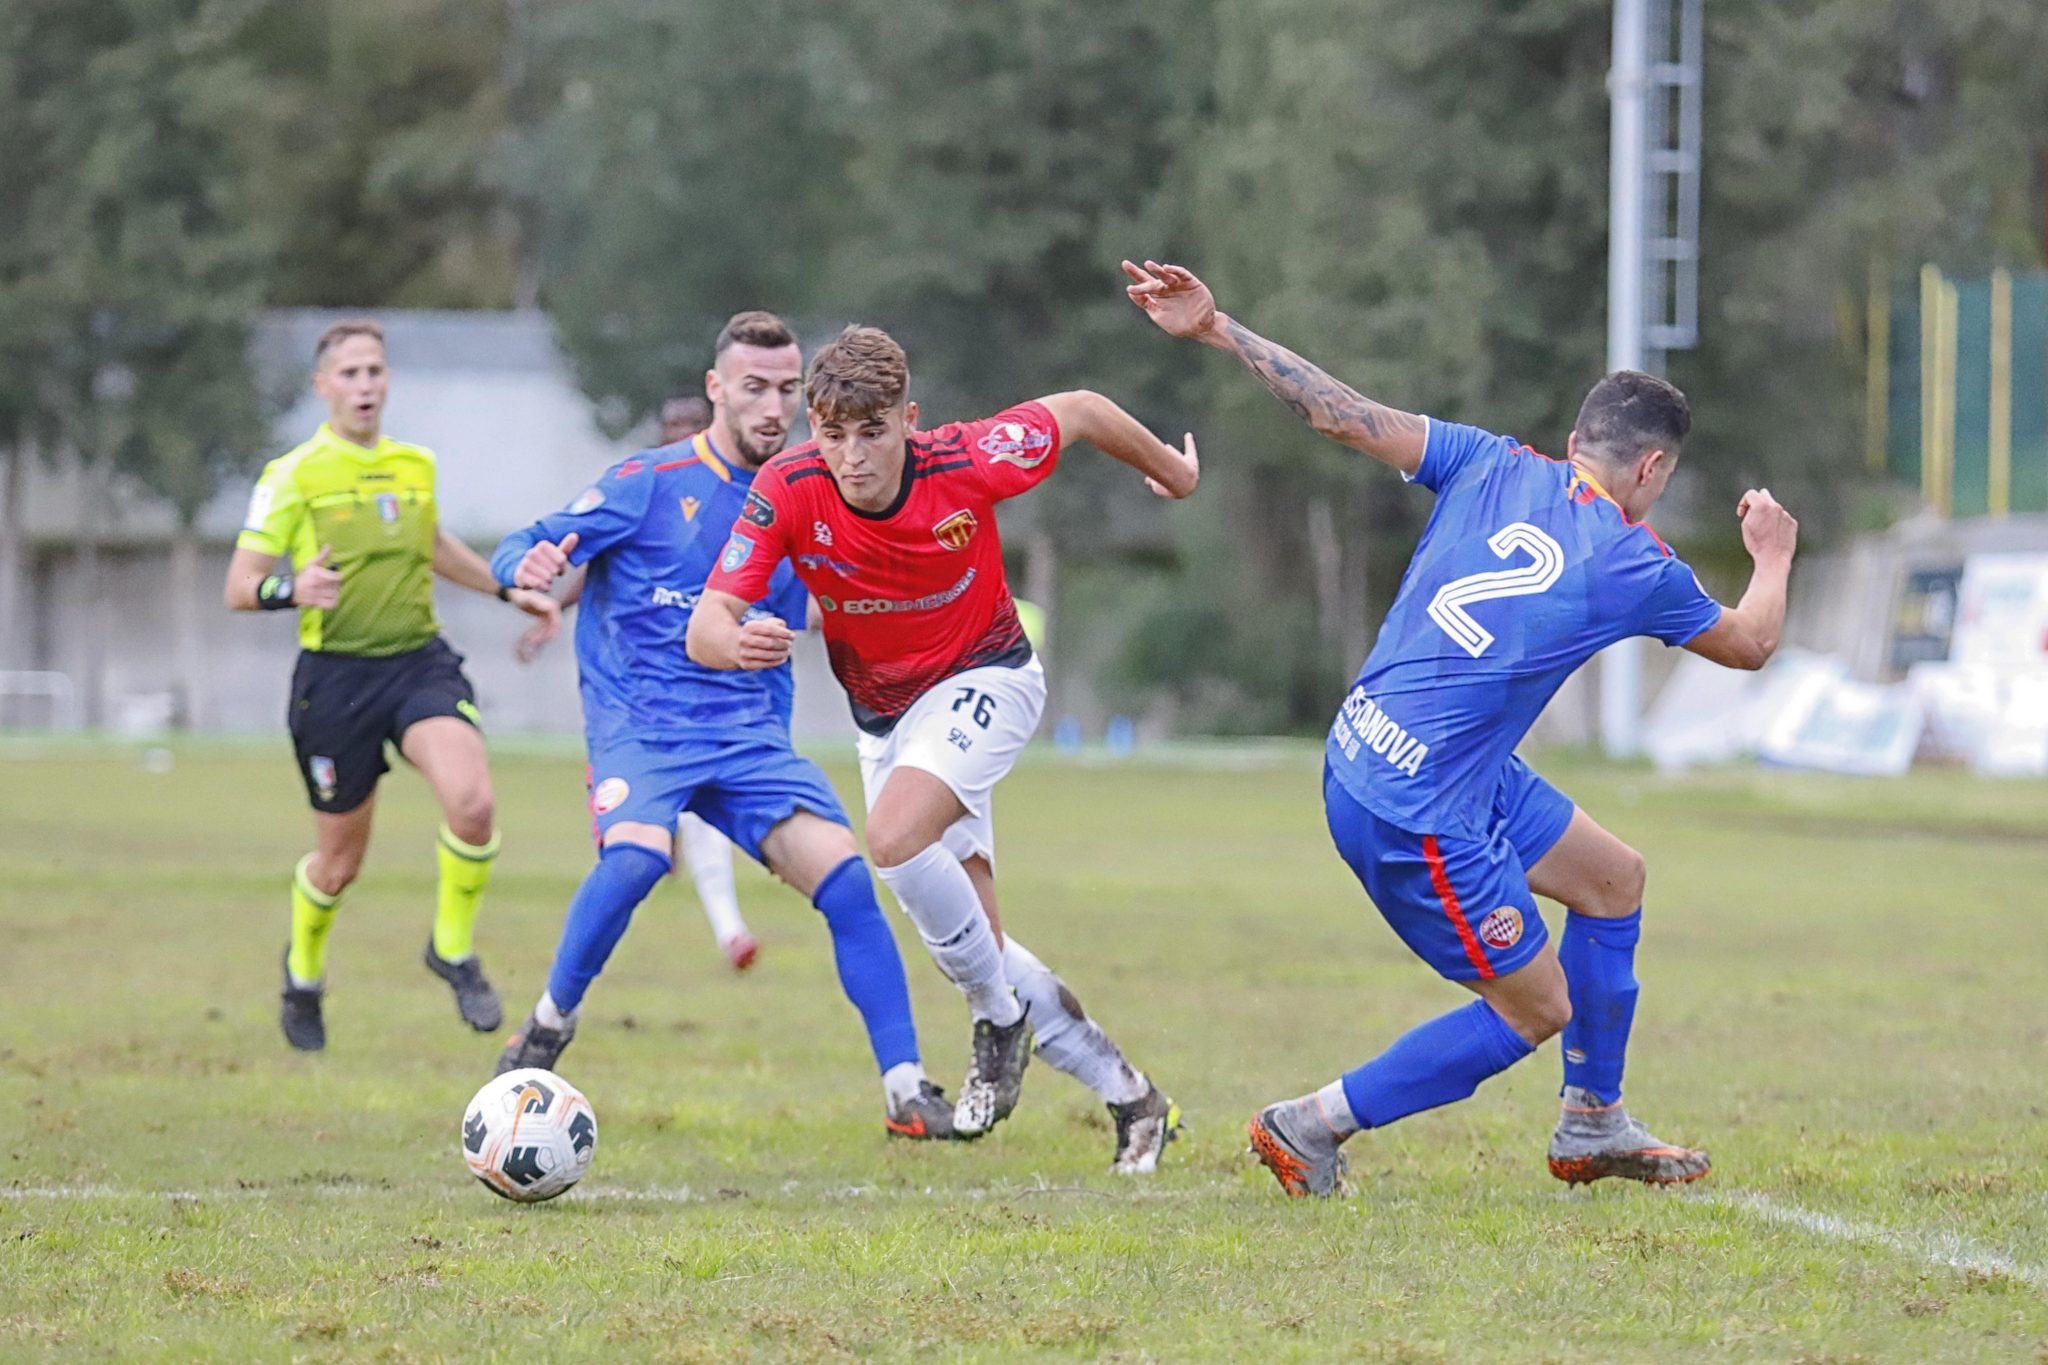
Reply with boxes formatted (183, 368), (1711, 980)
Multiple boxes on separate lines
(225, 319), (561, 1052)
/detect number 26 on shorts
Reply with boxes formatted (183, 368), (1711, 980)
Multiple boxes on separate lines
(1426, 522), (1565, 658)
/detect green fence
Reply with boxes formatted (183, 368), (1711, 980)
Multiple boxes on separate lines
(1875, 266), (2048, 517)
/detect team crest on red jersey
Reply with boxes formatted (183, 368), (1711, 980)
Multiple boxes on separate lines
(932, 510), (977, 551)
(1478, 906), (1523, 949)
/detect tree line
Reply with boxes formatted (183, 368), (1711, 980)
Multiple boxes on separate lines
(3, 0), (2043, 728)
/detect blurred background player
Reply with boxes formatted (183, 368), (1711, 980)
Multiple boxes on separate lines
(491, 312), (956, 1139)
(224, 318), (562, 1052)
(518, 388), (762, 972)
(691, 325), (1199, 1172)
(1124, 259), (1797, 1196)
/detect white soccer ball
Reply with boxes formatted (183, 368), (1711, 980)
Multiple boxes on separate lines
(460, 1068), (598, 1203)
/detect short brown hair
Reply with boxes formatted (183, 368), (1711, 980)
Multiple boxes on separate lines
(806, 325), (908, 422)
(714, 310), (797, 356)
(314, 318), (384, 365)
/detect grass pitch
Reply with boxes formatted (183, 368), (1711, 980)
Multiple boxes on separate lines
(3, 737), (2046, 1362)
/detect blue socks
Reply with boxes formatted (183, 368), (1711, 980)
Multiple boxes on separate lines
(1557, 908), (1641, 1106)
(1340, 999), (1535, 1129)
(542, 848), (920, 1081)
(545, 842), (671, 1014)
(812, 856), (920, 1073)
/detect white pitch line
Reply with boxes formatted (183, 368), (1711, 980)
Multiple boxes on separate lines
(1698, 1189), (2048, 1292)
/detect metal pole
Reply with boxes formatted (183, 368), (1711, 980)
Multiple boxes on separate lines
(1990, 267), (2013, 518)
(1865, 256), (1889, 475)
(1600, 0), (1649, 757)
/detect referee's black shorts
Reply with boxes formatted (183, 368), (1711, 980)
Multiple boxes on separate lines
(287, 636), (481, 814)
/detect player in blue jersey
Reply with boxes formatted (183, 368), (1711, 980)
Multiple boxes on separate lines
(488, 311), (958, 1140)
(516, 391), (766, 973)
(1125, 260), (1799, 1196)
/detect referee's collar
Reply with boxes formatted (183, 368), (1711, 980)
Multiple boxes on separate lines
(316, 422), (392, 458)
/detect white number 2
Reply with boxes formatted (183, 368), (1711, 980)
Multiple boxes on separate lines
(1426, 522), (1566, 657)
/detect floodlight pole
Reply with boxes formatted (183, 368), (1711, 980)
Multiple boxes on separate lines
(1599, 0), (1651, 757)
(1599, 0), (1701, 756)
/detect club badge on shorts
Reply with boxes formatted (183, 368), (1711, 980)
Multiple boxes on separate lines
(591, 778), (630, 815)
(310, 756), (338, 802)
(1478, 906), (1523, 949)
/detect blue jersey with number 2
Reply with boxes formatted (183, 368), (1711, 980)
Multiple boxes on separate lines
(1326, 420), (1722, 841)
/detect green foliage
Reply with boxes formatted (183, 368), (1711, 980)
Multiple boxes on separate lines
(234, 0), (518, 308)
(0, 0), (272, 519)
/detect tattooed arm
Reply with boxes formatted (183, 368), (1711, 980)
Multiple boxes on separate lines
(1122, 259), (1428, 476)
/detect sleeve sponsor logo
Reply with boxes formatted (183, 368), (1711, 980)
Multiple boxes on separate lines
(720, 534), (754, 574)
(978, 421), (1053, 469)
(568, 486), (605, 515)
(742, 489), (777, 528)
(243, 483), (275, 531)
(932, 509), (978, 550)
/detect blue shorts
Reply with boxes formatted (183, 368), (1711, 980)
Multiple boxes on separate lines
(1324, 756), (1576, 982)
(585, 731), (849, 865)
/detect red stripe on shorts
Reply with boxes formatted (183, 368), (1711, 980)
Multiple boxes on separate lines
(1422, 834), (1494, 979)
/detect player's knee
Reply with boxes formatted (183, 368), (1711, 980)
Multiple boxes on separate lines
(865, 821), (932, 872)
(1608, 845), (1647, 916)
(1504, 988), (1572, 1045)
(1533, 988), (1573, 1041)
(311, 851), (362, 896)
(446, 786), (495, 845)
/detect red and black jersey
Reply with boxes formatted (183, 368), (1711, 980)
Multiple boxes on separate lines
(706, 401), (1060, 734)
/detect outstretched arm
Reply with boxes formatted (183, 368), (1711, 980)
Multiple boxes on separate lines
(1122, 260), (1427, 475)
(435, 527), (561, 631)
(1034, 390), (1198, 499)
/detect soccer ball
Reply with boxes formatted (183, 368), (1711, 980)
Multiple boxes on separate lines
(460, 1068), (598, 1202)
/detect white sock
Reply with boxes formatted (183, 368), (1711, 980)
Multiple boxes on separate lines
(1002, 937), (1147, 1105)
(876, 843), (1021, 1025)
(1313, 1080), (1362, 1138)
(882, 1061), (927, 1110)
(534, 991), (576, 1031)
(678, 813), (747, 944)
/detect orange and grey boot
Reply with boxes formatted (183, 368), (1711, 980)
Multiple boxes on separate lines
(1247, 1101), (1349, 1198)
(1547, 1086), (1710, 1186)
(886, 1080), (959, 1141)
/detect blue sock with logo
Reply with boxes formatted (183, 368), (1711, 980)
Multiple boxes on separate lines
(545, 843), (671, 1015)
(1340, 999), (1535, 1129)
(1557, 908), (1641, 1106)
(813, 856), (920, 1073)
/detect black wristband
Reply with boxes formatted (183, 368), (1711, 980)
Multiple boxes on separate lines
(256, 571), (295, 610)
(495, 583), (512, 602)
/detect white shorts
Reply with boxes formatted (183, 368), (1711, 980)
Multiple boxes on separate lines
(857, 657), (1046, 867)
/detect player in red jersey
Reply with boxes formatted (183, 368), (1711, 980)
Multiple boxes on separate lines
(690, 325), (1200, 1170)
